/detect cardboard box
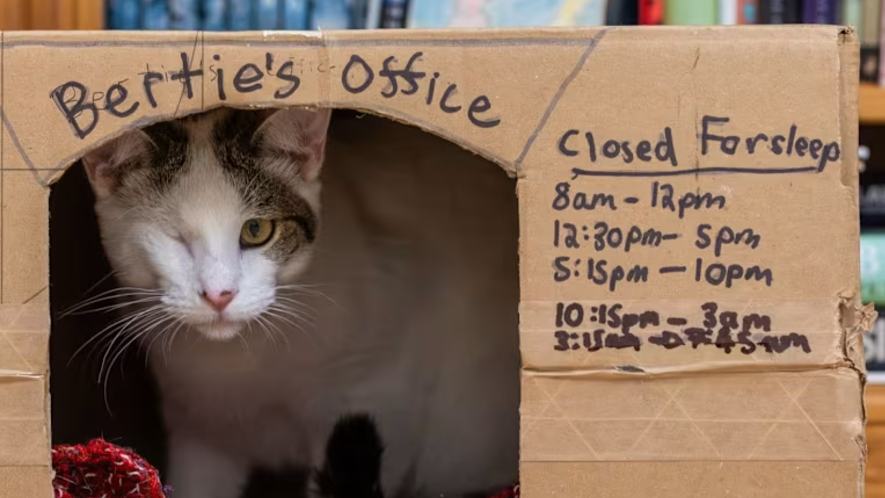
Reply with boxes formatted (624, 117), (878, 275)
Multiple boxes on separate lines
(0, 25), (870, 497)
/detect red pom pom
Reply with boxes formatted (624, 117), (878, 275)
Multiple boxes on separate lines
(488, 484), (520, 498)
(52, 438), (168, 498)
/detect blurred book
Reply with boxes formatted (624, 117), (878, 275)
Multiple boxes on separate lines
(311, 0), (352, 28)
(801, 0), (838, 23)
(665, 0), (717, 25)
(639, 0), (663, 24)
(350, 0), (372, 28)
(406, 0), (636, 29)
(381, 0), (410, 28)
(109, 0), (140, 29)
(739, 0), (758, 23)
(863, 0), (881, 83)
(227, 0), (250, 29)
(757, 0), (801, 23)
(169, 0), (199, 29)
(720, 0), (738, 24)
(142, 0), (171, 29)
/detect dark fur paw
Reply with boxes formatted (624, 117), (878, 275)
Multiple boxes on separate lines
(313, 413), (385, 498)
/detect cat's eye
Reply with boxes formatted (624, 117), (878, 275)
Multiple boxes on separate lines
(240, 219), (275, 247)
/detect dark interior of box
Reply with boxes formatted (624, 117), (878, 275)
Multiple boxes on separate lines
(48, 109), (517, 497)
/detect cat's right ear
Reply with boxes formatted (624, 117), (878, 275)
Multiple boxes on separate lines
(81, 129), (155, 199)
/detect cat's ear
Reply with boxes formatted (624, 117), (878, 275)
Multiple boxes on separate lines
(81, 129), (155, 199)
(253, 107), (332, 182)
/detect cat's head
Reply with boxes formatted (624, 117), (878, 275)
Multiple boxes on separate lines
(82, 106), (331, 341)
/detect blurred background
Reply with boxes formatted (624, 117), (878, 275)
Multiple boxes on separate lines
(8, 0), (885, 496)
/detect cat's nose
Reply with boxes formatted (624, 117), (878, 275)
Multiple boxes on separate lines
(201, 289), (236, 313)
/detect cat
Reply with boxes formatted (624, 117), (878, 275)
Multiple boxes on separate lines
(80, 107), (521, 498)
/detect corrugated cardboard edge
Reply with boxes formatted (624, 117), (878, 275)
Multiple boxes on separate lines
(0, 29), (55, 498)
(837, 25), (873, 497)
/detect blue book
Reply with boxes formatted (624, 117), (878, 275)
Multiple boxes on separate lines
(229, 0), (252, 30)
(366, 0), (383, 28)
(283, 0), (310, 29)
(350, 0), (371, 28)
(202, 0), (227, 30)
(257, 0), (280, 29)
(142, 0), (170, 29)
(311, 0), (352, 29)
(108, 0), (140, 29)
(169, 0), (199, 29)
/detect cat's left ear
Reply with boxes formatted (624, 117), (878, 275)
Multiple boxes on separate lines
(253, 107), (332, 182)
(81, 128), (156, 199)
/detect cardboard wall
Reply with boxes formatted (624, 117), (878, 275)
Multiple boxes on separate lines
(0, 26), (868, 497)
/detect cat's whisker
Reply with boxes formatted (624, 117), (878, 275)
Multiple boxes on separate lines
(98, 308), (165, 364)
(251, 316), (279, 350)
(97, 309), (171, 382)
(60, 288), (163, 318)
(96, 308), (172, 416)
(101, 311), (175, 394)
(264, 307), (317, 348)
(144, 320), (171, 368)
(84, 316), (164, 371)
(273, 296), (320, 320)
(68, 284), (147, 305)
(75, 296), (164, 315)
(235, 331), (251, 355)
(98, 307), (168, 382)
(130, 311), (179, 372)
(69, 305), (164, 367)
(274, 281), (339, 289)
(162, 318), (189, 367)
(78, 270), (121, 300)
(170, 322), (191, 360)
(160, 313), (191, 359)
(267, 304), (312, 328)
(184, 326), (203, 355)
(273, 292), (320, 310)
(258, 317), (280, 349)
(269, 302), (318, 327)
(256, 314), (290, 351)
(275, 285), (348, 314)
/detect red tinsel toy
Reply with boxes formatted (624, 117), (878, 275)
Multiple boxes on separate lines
(52, 439), (169, 498)
(488, 484), (520, 498)
(51, 439), (517, 498)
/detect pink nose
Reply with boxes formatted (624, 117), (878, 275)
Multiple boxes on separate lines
(201, 289), (236, 312)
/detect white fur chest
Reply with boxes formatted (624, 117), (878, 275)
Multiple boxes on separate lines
(150, 310), (429, 469)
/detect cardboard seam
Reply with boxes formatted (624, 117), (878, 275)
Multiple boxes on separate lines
(0, 372), (43, 379)
(522, 362), (862, 379)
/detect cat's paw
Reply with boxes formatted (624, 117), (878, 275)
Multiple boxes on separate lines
(311, 412), (386, 498)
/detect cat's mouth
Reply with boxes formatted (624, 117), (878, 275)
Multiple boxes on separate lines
(195, 318), (247, 341)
